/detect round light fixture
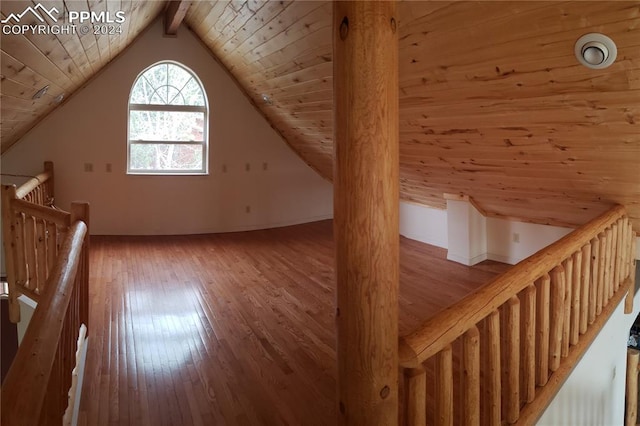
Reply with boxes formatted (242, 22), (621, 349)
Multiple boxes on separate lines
(574, 33), (617, 69)
(261, 93), (272, 105)
(32, 85), (49, 100)
(582, 42), (608, 65)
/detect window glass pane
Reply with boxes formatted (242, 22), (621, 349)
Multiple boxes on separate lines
(181, 78), (205, 106)
(130, 78), (153, 104)
(166, 85), (185, 105)
(130, 143), (204, 171)
(142, 64), (168, 104)
(134, 63), (204, 106)
(129, 111), (204, 142)
(167, 64), (192, 92)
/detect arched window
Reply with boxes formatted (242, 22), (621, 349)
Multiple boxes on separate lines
(128, 61), (208, 174)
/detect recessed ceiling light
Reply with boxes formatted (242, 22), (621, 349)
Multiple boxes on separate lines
(574, 33), (617, 69)
(261, 94), (272, 105)
(581, 42), (608, 65)
(32, 85), (49, 100)
(54, 93), (65, 104)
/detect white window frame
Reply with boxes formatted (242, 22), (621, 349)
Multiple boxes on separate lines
(127, 61), (209, 175)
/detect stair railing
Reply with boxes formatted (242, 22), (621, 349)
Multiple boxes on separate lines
(1, 161), (90, 425)
(399, 204), (636, 425)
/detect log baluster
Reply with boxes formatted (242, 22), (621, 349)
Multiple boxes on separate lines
(536, 274), (551, 386)
(47, 222), (58, 272)
(589, 237), (599, 323)
(613, 223), (620, 292)
(604, 228), (613, 303)
(486, 311), (501, 425)
(561, 258), (572, 357)
(597, 232), (607, 313)
(549, 266), (565, 371)
(504, 296), (520, 424)
(463, 326), (480, 425)
(626, 348), (640, 426)
(436, 345), (453, 426)
(520, 285), (536, 404)
(404, 367), (426, 426)
(15, 213), (27, 290)
(36, 219), (47, 292)
(24, 215), (38, 291)
(580, 244), (591, 333)
(570, 251), (581, 345)
(623, 222), (633, 314)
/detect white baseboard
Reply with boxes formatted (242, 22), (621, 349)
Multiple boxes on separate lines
(211, 214), (334, 234)
(92, 214), (334, 236)
(447, 252), (488, 266)
(487, 253), (521, 266)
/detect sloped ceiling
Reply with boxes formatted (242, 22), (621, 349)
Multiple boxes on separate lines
(2, 1), (639, 229)
(0, 0), (165, 150)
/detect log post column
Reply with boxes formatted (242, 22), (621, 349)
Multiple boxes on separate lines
(333, 1), (399, 424)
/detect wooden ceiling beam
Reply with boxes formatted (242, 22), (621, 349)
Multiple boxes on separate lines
(164, 1), (192, 36)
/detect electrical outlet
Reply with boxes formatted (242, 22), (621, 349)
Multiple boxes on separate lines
(513, 233), (520, 243)
(84, 163), (93, 172)
(245, 163), (251, 172)
(245, 205), (251, 214)
(222, 164), (227, 173)
(263, 162), (268, 171)
(106, 163), (112, 172)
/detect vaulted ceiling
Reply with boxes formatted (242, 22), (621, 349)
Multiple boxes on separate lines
(2, 1), (639, 229)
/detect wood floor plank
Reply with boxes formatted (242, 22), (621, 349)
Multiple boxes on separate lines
(78, 220), (508, 424)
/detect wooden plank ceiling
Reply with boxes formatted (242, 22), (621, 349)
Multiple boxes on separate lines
(2, 1), (639, 229)
(0, 0), (165, 150)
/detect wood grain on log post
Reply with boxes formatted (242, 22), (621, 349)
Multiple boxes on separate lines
(333, 1), (399, 424)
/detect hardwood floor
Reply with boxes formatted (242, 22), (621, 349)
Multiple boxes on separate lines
(78, 220), (509, 425)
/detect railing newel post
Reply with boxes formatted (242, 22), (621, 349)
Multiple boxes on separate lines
(44, 161), (54, 203)
(2, 184), (21, 322)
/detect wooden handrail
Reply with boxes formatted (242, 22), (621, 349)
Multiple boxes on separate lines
(11, 198), (71, 227)
(2, 162), (68, 322)
(399, 204), (626, 367)
(399, 203), (635, 425)
(1, 220), (87, 424)
(2, 162), (90, 424)
(15, 161), (54, 200)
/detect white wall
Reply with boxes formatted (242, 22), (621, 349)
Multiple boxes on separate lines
(487, 217), (573, 264)
(537, 270), (640, 425)
(399, 201), (448, 248)
(17, 294), (36, 345)
(1, 18), (332, 236)
(446, 199), (488, 265)
(401, 200), (640, 265)
(400, 201), (574, 264)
